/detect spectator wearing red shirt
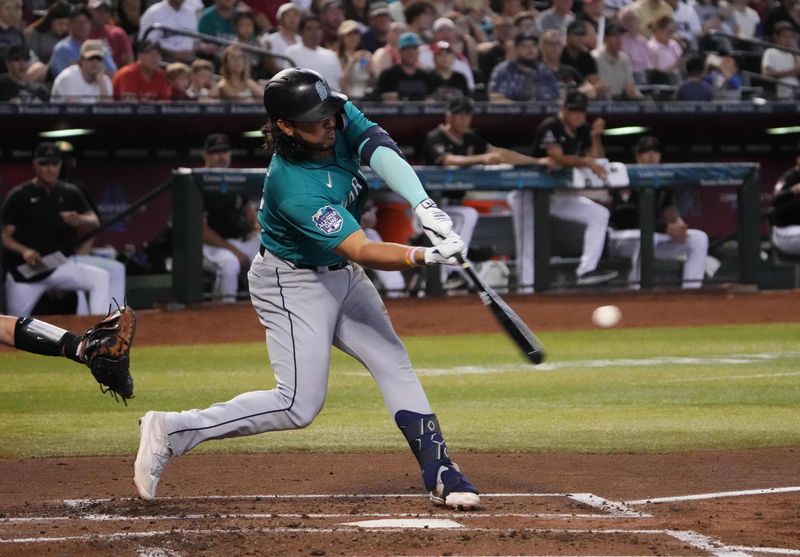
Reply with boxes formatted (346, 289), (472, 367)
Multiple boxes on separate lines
(241, 0), (284, 32)
(88, 0), (133, 68)
(113, 40), (171, 100)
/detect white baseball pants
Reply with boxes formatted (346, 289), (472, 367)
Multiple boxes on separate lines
(74, 255), (127, 315)
(607, 228), (709, 288)
(202, 235), (262, 303)
(508, 191), (610, 291)
(5, 260), (111, 317)
(772, 225), (800, 256)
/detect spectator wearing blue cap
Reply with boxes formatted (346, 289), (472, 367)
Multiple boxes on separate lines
(375, 31), (436, 100)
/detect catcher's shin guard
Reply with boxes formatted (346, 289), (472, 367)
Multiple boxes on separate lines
(14, 317), (80, 360)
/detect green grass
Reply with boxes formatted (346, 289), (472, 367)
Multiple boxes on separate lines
(1, 323), (799, 458)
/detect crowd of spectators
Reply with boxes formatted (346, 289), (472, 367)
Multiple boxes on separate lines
(0, 0), (799, 103)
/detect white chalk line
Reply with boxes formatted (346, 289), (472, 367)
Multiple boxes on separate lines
(61, 492), (581, 506)
(340, 351), (800, 377)
(730, 547), (800, 555)
(0, 526), (748, 554)
(626, 486), (800, 506)
(0, 511), (620, 524)
(0, 488), (787, 555)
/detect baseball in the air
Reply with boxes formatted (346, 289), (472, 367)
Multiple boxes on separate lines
(592, 305), (621, 328)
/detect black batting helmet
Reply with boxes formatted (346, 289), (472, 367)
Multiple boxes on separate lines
(263, 67), (347, 122)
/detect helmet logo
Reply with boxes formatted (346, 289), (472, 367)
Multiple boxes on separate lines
(315, 80), (328, 101)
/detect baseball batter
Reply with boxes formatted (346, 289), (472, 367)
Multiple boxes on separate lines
(134, 68), (480, 510)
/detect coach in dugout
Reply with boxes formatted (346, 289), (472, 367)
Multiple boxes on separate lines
(1, 142), (111, 316)
(770, 140), (800, 256)
(200, 133), (261, 303)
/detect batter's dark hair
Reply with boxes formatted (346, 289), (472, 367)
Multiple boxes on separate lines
(261, 120), (317, 163)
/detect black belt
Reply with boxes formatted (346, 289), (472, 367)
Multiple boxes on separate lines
(259, 244), (349, 272)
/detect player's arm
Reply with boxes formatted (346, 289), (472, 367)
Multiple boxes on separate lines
(489, 146), (552, 167)
(1, 223), (41, 266)
(201, 219), (250, 264)
(441, 152), (500, 166)
(334, 229), (464, 270)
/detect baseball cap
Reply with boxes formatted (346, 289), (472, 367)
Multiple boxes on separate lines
(514, 31), (537, 46)
(88, 0), (112, 10)
(398, 32), (422, 49)
(337, 19), (361, 36)
(634, 136), (661, 154)
(276, 2), (300, 20)
(432, 17), (455, 32)
(604, 22), (622, 37)
(368, 1), (391, 18)
(566, 20), (588, 36)
(34, 142), (62, 164)
(5, 44), (30, 62)
(137, 39), (162, 55)
(563, 89), (588, 111)
(80, 39), (105, 59)
(204, 133), (231, 153)
(447, 96), (473, 114)
(773, 20), (796, 35)
(68, 4), (91, 19)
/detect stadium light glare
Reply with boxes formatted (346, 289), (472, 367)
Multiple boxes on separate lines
(38, 128), (94, 139)
(766, 126), (800, 135)
(602, 126), (648, 137)
(242, 130), (263, 138)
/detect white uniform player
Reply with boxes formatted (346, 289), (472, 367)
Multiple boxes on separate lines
(607, 136), (711, 289)
(1, 143), (111, 317)
(769, 141), (800, 256)
(507, 91), (618, 292)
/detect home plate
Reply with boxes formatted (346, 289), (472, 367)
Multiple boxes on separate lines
(343, 518), (464, 529)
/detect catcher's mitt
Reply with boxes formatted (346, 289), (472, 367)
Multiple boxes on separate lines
(80, 305), (137, 404)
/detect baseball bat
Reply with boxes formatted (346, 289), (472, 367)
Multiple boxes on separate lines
(455, 254), (545, 365)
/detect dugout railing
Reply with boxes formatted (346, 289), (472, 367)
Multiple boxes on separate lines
(170, 163), (761, 303)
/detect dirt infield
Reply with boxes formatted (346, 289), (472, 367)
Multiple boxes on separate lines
(1, 290), (799, 555)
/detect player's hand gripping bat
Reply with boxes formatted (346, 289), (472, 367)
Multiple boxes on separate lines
(456, 254), (545, 365)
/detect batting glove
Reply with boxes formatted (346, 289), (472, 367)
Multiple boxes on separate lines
(424, 234), (466, 266)
(415, 198), (453, 245)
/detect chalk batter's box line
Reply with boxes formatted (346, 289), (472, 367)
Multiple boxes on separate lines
(0, 526), (764, 556)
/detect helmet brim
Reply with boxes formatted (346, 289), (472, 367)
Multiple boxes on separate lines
(290, 91), (348, 122)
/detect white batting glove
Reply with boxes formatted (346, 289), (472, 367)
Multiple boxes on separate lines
(414, 198), (454, 244)
(424, 234), (467, 266)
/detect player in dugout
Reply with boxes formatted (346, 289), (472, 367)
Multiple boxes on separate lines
(133, 68), (481, 510)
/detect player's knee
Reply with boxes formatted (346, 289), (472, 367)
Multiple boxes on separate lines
(687, 229), (709, 252)
(219, 252), (242, 277)
(286, 400), (325, 429)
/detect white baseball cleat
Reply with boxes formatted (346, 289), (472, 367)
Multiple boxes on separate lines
(134, 411), (173, 501)
(429, 463), (481, 510)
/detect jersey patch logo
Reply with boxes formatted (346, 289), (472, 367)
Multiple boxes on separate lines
(312, 205), (344, 234)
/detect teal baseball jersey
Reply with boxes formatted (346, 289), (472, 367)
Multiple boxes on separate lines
(258, 101), (375, 267)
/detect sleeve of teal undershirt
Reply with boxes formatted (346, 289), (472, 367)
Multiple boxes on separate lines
(367, 145), (429, 209)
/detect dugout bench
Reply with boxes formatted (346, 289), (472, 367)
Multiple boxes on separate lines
(170, 163), (761, 304)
